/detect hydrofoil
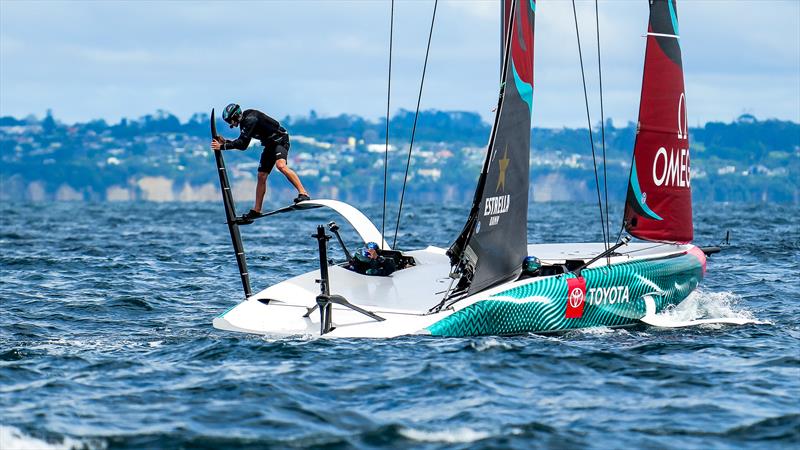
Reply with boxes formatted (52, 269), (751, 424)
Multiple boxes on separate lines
(234, 202), (323, 225)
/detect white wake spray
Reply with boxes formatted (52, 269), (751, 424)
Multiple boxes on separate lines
(640, 289), (766, 328)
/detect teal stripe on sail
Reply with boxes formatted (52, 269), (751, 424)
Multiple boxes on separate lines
(667, 0), (680, 36)
(630, 157), (663, 221)
(512, 60), (533, 113)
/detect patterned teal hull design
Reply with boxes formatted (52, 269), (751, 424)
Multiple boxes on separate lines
(426, 252), (703, 336)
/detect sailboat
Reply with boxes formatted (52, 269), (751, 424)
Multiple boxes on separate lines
(211, 0), (738, 338)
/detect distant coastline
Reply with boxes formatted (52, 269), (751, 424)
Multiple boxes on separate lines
(1, 110), (797, 204)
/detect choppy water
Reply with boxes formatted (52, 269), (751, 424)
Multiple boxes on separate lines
(1, 201), (798, 449)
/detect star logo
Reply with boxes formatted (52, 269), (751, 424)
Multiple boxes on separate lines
(496, 146), (510, 192)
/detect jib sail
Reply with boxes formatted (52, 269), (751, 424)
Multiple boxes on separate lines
(623, 0), (693, 243)
(448, 0), (535, 296)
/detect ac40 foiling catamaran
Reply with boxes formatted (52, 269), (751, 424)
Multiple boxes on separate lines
(211, 0), (748, 338)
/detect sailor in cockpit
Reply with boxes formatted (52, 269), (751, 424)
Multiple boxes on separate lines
(349, 242), (396, 276)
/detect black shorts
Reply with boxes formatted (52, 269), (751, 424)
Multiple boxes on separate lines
(258, 142), (290, 174)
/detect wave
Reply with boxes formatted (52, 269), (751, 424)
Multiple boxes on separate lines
(0, 426), (87, 450)
(634, 414), (800, 443)
(469, 337), (514, 352)
(398, 426), (491, 443)
(723, 413), (800, 442)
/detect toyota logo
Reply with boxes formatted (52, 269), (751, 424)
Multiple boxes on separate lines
(569, 287), (585, 308)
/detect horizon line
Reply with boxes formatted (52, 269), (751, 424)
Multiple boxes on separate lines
(1, 109), (795, 129)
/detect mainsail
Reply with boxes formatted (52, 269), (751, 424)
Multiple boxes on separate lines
(623, 0), (693, 243)
(448, 0), (535, 296)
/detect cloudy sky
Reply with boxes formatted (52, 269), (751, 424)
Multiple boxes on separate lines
(1, 0), (798, 127)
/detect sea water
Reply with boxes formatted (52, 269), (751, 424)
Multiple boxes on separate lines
(1, 201), (798, 449)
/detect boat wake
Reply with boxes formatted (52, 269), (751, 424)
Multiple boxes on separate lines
(641, 290), (766, 328)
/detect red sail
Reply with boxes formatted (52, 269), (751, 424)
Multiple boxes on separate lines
(623, 0), (692, 244)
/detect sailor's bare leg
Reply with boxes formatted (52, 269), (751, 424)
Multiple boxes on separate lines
(254, 171), (268, 212)
(275, 159), (308, 195)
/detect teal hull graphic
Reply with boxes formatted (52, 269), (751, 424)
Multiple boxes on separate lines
(426, 252), (703, 336)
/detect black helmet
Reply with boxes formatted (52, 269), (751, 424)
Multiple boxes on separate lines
(222, 103), (242, 127)
(523, 256), (541, 273)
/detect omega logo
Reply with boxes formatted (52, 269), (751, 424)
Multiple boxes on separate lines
(652, 93), (691, 188)
(677, 93), (688, 140)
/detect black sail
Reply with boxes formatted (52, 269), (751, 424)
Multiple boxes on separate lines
(448, 0), (535, 296)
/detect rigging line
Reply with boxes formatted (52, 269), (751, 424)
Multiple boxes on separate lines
(392, 0), (438, 250)
(381, 0), (395, 251)
(618, 122), (638, 244)
(616, 219), (626, 244)
(571, 0), (608, 249)
(594, 0), (610, 264)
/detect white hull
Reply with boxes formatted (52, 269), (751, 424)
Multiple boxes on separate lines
(213, 242), (699, 338)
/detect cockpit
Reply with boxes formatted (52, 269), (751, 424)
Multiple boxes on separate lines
(326, 221), (416, 277)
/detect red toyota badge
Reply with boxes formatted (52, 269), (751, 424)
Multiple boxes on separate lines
(565, 277), (587, 319)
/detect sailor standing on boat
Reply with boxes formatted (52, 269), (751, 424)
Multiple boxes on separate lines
(210, 103), (310, 220)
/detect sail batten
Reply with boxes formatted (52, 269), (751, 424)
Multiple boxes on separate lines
(623, 0), (693, 244)
(448, 0), (535, 296)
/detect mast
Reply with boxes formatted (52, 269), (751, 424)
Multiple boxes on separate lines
(501, 0), (513, 78)
(447, 0), (535, 297)
(622, 0), (693, 243)
(211, 109), (252, 298)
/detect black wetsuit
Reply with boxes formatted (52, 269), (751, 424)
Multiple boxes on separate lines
(220, 109), (290, 174)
